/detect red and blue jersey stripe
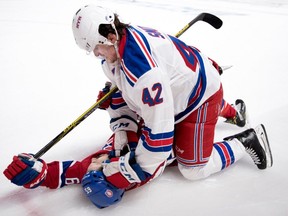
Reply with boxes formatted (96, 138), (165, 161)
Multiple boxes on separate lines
(118, 26), (157, 87)
(174, 44), (207, 122)
(140, 126), (173, 153)
(110, 91), (127, 110)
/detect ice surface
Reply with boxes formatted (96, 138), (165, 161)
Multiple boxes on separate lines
(1, 0), (288, 215)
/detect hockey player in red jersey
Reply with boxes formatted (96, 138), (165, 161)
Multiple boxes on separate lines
(3, 5), (273, 209)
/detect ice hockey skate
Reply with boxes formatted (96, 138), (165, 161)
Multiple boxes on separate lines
(224, 124), (273, 169)
(225, 99), (246, 127)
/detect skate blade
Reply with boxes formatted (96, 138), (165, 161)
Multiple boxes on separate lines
(255, 124), (273, 168)
(244, 109), (251, 129)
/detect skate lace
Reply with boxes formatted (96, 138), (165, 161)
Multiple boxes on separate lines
(246, 148), (261, 164)
(225, 116), (237, 125)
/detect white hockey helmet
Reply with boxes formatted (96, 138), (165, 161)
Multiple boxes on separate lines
(72, 5), (115, 53)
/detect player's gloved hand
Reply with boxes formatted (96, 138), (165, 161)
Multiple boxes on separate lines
(97, 81), (112, 110)
(103, 151), (147, 189)
(3, 153), (48, 189)
(109, 131), (138, 157)
(87, 152), (109, 172)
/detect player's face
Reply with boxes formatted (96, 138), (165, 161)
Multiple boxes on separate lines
(93, 44), (117, 63)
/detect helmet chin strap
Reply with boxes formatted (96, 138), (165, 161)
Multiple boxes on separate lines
(98, 22), (121, 74)
(110, 22), (121, 75)
(111, 22), (121, 60)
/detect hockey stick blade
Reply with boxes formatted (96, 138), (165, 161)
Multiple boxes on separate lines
(201, 13), (223, 29)
(175, 12), (223, 38)
(221, 65), (233, 71)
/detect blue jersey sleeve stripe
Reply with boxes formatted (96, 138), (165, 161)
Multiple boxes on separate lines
(141, 136), (173, 152)
(140, 127), (174, 152)
(119, 27), (157, 87)
(130, 27), (157, 68)
(60, 161), (74, 188)
(110, 92), (127, 110)
(175, 47), (207, 122)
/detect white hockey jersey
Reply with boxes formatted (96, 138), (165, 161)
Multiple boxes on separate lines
(101, 24), (221, 186)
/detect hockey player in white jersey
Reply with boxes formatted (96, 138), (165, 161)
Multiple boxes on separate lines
(4, 5), (273, 209)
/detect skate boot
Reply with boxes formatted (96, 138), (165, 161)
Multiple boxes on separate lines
(224, 124), (273, 169)
(225, 99), (246, 127)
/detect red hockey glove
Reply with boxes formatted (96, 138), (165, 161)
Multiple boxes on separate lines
(3, 153), (48, 189)
(97, 82), (112, 109)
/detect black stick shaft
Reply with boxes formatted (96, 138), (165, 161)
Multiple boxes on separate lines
(34, 86), (118, 159)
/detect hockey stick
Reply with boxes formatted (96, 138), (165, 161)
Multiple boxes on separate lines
(34, 86), (118, 159)
(34, 12), (222, 159)
(175, 12), (222, 38)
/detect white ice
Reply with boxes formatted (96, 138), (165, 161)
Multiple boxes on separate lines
(1, 0), (288, 215)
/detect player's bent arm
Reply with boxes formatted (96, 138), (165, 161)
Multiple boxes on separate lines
(102, 72), (175, 189)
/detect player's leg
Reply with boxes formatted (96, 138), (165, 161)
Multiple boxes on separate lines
(174, 86), (247, 180)
(224, 124), (273, 169)
(220, 99), (236, 119)
(221, 99), (246, 127)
